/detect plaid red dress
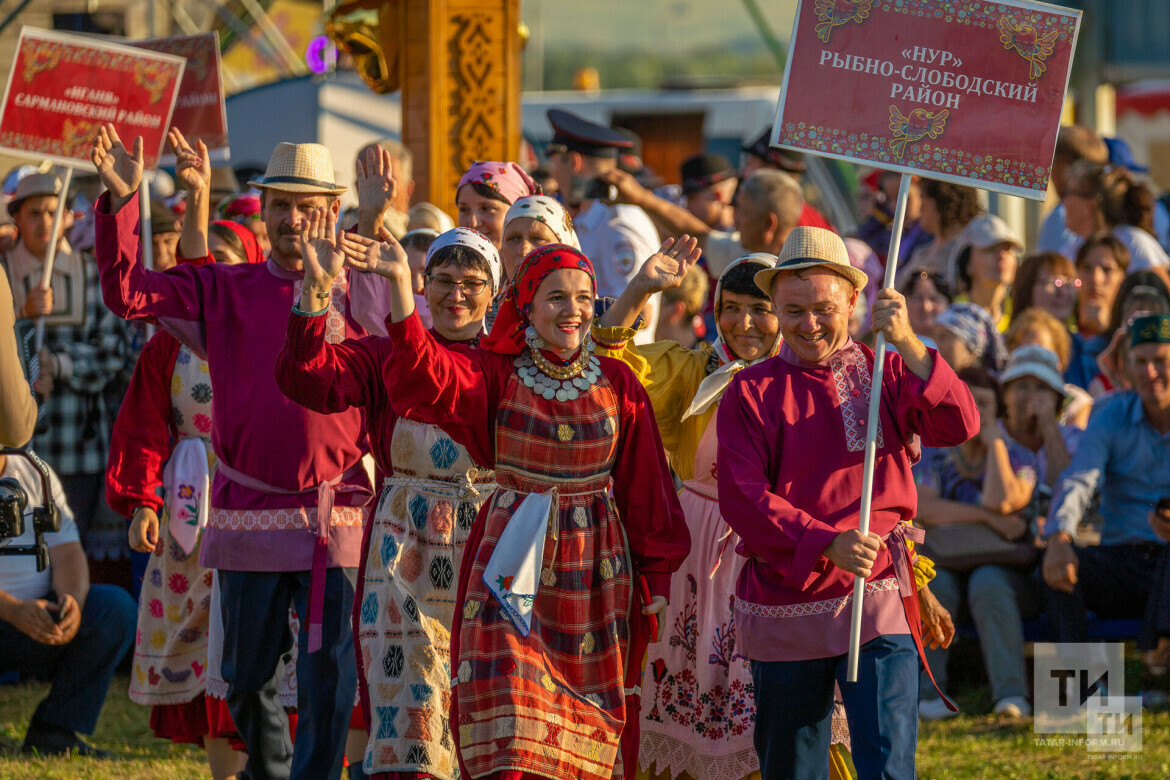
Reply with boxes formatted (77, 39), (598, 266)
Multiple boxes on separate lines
(384, 312), (689, 780)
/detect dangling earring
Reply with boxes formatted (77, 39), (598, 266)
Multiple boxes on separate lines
(525, 325), (545, 350)
(582, 331), (595, 353)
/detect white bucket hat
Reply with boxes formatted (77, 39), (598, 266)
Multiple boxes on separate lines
(1000, 344), (1068, 397)
(248, 142), (348, 196)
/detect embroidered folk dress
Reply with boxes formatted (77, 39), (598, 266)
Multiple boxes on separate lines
(108, 333), (215, 714)
(716, 341), (978, 671)
(383, 312), (689, 780)
(275, 311), (495, 779)
(592, 327), (758, 780)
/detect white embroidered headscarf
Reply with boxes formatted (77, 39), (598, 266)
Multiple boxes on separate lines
(426, 227), (503, 293)
(681, 252), (782, 420)
(503, 195), (581, 250)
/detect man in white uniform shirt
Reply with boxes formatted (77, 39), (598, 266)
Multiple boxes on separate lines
(545, 108), (661, 343)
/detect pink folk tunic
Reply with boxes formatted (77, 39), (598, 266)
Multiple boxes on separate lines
(716, 341), (978, 665)
(93, 190), (375, 574)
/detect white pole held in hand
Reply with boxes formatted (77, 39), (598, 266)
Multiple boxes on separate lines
(140, 177), (156, 340)
(34, 166), (74, 352)
(846, 172), (911, 683)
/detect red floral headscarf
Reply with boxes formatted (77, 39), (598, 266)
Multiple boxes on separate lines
(480, 243), (595, 355)
(457, 161), (539, 205)
(211, 219), (264, 264)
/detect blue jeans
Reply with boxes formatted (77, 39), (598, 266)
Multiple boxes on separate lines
(921, 566), (1040, 702)
(751, 634), (919, 780)
(219, 568), (358, 780)
(0, 584), (136, 734)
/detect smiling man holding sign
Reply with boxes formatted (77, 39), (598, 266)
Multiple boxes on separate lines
(718, 0), (1079, 777)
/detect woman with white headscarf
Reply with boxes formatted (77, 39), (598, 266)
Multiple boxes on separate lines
(500, 195), (581, 281)
(276, 227), (502, 779)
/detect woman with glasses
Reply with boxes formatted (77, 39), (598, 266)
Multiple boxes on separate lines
(350, 234), (689, 780)
(1011, 252), (1080, 330)
(276, 225), (503, 779)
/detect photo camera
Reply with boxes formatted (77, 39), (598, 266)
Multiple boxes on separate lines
(0, 448), (61, 572)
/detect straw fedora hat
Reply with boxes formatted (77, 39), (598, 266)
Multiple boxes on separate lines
(754, 225), (868, 293)
(7, 172), (61, 216)
(247, 142), (348, 195)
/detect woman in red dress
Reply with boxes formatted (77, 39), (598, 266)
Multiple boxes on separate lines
(312, 216), (690, 779)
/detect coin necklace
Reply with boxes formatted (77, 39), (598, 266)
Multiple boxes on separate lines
(515, 327), (600, 402)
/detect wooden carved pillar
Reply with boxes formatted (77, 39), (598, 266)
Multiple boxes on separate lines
(330, 0), (521, 218)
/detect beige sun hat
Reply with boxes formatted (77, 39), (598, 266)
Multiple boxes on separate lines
(754, 225), (869, 293)
(247, 142), (348, 195)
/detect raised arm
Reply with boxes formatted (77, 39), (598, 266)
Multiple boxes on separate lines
(275, 307), (382, 415)
(169, 128), (212, 260)
(596, 168), (712, 242)
(92, 125), (211, 322)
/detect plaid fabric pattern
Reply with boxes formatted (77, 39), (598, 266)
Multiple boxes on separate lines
(456, 373), (633, 780)
(22, 254), (128, 475)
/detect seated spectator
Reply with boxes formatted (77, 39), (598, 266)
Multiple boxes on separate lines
(914, 364), (1041, 719)
(902, 270), (952, 349)
(1061, 160), (1169, 272)
(1042, 315), (1170, 680)
(856, 171), (932, 266)
(1092, 271), (1170, 396)
(0, 451), (136, 757)
(897, 179), (983, 288)
(932, 301), (1007, 374)
(1067, 233), (1129, 389)
(950, 214), (1022, 331)
(1011, 251), (1079, 331)
(1036, 125), (1108, 255)
(1006, 308), (1093, 427)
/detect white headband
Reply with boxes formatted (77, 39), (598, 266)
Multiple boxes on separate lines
(425, 227), (503, 292)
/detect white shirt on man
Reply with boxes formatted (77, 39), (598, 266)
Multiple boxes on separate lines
(0, 456), (76, 602)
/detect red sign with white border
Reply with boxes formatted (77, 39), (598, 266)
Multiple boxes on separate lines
(0, 27), (185, 169)
(135, 32), (230, 163)
(772, 0), (1081, 200)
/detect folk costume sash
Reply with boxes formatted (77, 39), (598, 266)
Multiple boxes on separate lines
(163, 438), (210, 556)
(886, 522), (956, 712)
(214, 457), (365, 652)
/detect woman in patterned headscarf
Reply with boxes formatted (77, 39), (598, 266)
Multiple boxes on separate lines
(455, 162), (539, 249)
(339, 231), (691, 780)
(500, 195), (580, 281)
(277, 226), (503, 780)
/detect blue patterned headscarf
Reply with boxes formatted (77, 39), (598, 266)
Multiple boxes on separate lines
(935, 302), (1007, 373)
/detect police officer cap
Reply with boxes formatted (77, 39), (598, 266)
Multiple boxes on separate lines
(546, 108), (634, 159)
(742, 127), (806, 174)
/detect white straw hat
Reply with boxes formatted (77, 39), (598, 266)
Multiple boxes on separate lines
(754, 225), (868, 292)
(248, 142), (348, 195)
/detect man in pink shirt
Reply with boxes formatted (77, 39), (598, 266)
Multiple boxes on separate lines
(90, 125), (378, 780)
(717, 226), (978, 779)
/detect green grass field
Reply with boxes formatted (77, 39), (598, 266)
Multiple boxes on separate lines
(0, 674), (1166, 779)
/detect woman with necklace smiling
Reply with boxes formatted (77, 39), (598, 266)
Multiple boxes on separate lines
(276, 223), (503, 779)
(335, 226), (690, 780)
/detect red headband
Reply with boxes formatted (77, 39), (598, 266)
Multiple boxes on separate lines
(212, 220), (264, 264)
